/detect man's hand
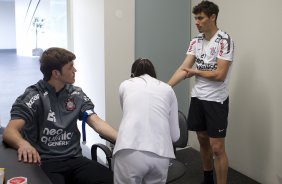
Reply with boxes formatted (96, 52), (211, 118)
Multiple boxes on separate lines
(17, 140), (41, 165)
(182, 67), (197, 78)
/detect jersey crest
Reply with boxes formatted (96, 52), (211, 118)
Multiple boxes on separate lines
(65, 98), (76, 111)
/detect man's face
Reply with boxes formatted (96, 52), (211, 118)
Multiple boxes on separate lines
(194, 12), (215, 33)
(59, 61), (77, 84)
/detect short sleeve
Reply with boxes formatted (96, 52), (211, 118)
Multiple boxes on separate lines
(186, 38), (198, 55)
(217, 36), (234, 61)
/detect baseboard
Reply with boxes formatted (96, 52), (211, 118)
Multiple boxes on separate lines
(0, 49), (16, 53)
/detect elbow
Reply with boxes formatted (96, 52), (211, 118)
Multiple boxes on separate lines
(214, 76), (225, 82)
(213, 73), (226, 82)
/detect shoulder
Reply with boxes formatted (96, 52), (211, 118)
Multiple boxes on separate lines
(191, 33), (204, 42)
(66, 84), (83, 95)
(120, 78), (135, 87)
(15, 82), (43, 108)
(216, 30), (233, 43)
(157, 79), (174, 91)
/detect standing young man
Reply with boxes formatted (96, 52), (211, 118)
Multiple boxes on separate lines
(3, 47), (117, 184)
(168, 1), (234, 184)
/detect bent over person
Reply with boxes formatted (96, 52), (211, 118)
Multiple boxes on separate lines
(168, 1), (235, 184)
(113, 58), (180, 184)
(3, 47), (117, 184)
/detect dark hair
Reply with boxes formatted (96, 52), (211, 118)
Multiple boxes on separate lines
(40, 47), (76, 81)
(131, 58), (157, 78)
(193, 1), (219, 23)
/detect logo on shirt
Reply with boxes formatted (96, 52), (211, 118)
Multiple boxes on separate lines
(41, 128), (74, 147)
(71, 91), (80, 95)
(210, 47), (216, 56)
(26, 94), (39, 108)
(188, 40), (196, 52)
(47, 110), (56, 122)
(83, 96), (90, 102)
(65, 98), (76, 111)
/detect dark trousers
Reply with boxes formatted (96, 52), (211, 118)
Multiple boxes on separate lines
(41, 156), (113, 184)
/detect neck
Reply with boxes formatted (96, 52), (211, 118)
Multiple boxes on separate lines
(47, 79), (65, 92)
(204, 27), (219, 41)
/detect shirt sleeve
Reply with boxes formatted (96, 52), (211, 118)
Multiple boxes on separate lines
(186, 38), (197, 55)
(79, 90), (96, 120)
(10, 88), (39, 123)
(169, 88), (180, 143)
(217, 35), (234, 61)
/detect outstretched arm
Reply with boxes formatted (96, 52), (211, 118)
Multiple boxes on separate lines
(168, 54), (196, 87)
(87, 114), (117, 143)
(3, 119), (41, 164)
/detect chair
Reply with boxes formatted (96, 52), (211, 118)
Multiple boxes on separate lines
(0, 126), (5, 135)
(166, 110), (188, 183)
(91, 110), (189, 183)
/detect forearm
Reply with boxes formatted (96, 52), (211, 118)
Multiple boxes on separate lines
(95, 122), (117, 143)
(3, 127), (26, 149)
(88, 114), (117, 143)
(168, 69), (187, 87)
(195, 69), (225, 81)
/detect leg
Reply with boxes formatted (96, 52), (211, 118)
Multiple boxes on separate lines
(210, 138), (228, 184)
(197, 131), (214, 171)
(69, 157), (113, 184)
(41, 160), (70, 184)
(142, 152), (170, 184)
(188, 98), (214, 183)
(114, 149), (147, 184)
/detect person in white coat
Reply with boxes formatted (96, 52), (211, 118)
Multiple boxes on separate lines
(113, 58), (180, 184)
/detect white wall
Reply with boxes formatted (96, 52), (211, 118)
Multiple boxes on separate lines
(69, 0), (106, 159)
(0, 1), (16, 49)
(104, 0), (135, 130)
(190, 1), (282, 183)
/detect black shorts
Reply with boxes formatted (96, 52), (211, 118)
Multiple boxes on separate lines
(187, 97), (229, 138)
(41, 156), (113, 184)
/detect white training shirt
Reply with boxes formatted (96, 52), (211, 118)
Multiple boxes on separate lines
(113, 74), (180, 159)
(187, 30), (235, 103)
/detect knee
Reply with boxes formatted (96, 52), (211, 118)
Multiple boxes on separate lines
(211, 144), (225, 158)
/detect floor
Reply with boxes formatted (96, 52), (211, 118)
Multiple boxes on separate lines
(0, 50), (42, 127)
(171, 147), (261, 184)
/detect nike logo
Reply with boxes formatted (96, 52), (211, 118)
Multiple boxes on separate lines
(218, 129), (225, 132)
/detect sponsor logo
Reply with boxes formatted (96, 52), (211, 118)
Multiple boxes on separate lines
(83, 96), (90, 102)
(195, 58), (217, 71)
(43, 91), (48, 96)
(65, 98), (76, 111)
(188, 40), (196, 52)
(71, 91), (80, 95)
(47, 110), (56, 122)
(41, 128), (74, 147)
(26, 94), (39, 108)
(219, 40), (225, 56)
(218, 129), (225, 133)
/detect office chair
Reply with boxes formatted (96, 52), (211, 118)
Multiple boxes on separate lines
(166, 110), (188, 183)
(0, 127), (4, 135)
(91, 110), (189, 183)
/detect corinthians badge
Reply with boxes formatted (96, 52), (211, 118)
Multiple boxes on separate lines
(65, 98), (76, 111)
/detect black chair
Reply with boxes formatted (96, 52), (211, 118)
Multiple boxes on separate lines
(0, 126), (5, 135)
(166, 110), (188, 183)
(91, 110), (189, 183)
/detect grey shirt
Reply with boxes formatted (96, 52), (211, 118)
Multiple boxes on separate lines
(10, 80), (95, 160)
